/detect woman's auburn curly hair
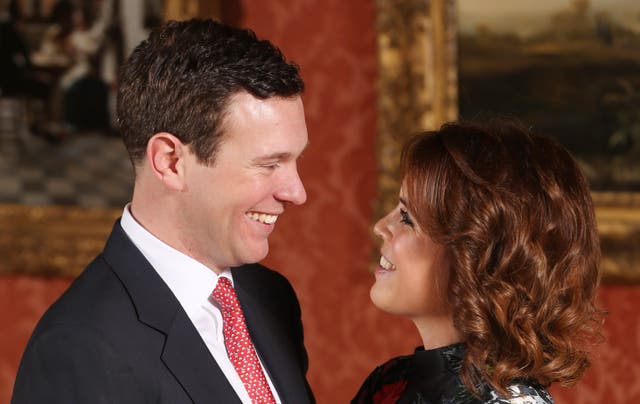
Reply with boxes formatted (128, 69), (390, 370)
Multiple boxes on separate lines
(401, 119), (605, 396)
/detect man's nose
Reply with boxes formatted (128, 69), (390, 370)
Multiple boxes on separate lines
(277, 168), (307, 205)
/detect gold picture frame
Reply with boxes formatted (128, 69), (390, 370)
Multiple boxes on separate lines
(375, 0), (640, 282)
(0, 205), (120, 277)
(375, 0), (458, 217)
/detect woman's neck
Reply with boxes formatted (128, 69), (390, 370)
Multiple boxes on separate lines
(412, 314), (463, 350)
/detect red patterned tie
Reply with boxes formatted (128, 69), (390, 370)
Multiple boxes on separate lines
(212, 277), (276, 404)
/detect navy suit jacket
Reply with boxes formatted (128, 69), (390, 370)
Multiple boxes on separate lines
(12, 220), (314, 403)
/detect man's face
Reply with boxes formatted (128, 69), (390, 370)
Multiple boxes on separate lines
(179, 92), (308, 272)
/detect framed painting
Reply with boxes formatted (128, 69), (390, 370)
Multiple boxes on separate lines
(376, 0), (640, 282)
(0, 0), (132, 276)
(0, 0), (222, 278)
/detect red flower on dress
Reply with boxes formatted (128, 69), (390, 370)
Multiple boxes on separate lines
(372, 379), (408, 403)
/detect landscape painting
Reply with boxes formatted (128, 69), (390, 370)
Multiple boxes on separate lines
(458, 0), (640, 191)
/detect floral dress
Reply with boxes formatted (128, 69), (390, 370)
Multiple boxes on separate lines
(352, 343), (553, 404)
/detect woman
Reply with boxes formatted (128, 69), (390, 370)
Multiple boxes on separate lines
(353, 120), (604, 403)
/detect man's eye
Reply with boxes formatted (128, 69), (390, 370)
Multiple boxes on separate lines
(400, 209), (414, 227)
(263, 162), (281, 169)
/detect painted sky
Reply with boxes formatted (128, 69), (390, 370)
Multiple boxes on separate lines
(458, 0), (640, 36)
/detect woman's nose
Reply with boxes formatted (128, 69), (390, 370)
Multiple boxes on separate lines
(373, 214), (390, 240)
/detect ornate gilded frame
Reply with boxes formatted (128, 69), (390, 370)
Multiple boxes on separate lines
(0, 205), (120, 277)
(375, 0), (640, 282)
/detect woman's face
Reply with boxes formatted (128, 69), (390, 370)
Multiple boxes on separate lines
(371, 187), (450, 322)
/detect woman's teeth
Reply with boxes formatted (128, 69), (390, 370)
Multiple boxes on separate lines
(380, 256), (396, 271)
(246, 212), (278, 224)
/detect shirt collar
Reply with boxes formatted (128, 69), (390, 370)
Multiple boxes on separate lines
(120, 204), (233, 315)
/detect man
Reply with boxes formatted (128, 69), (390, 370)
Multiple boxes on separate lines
(12, 19), (314, 404)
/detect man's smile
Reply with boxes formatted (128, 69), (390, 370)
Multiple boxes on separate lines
(245, 211), (279, 224)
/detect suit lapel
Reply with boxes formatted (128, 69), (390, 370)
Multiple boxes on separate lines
(102, 221), (242, 404)
(233, 269), (311, 404)
(161, 313), (242, 404)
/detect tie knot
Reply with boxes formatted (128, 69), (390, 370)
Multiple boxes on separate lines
(212, 277), (240, 311)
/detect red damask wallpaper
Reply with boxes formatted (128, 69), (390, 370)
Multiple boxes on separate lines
(0, 276), (72, 402)
(1, 1), (638, 403)
(2, 278), (638, 403)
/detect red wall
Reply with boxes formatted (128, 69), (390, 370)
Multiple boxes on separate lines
(2, 1), (639, 403)
(238, 1), (411, 400)
(2, 277), (639, 403)
(1, 276), (72, 402)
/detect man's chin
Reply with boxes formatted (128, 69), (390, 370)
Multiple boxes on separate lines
(236, 243), (269, 266)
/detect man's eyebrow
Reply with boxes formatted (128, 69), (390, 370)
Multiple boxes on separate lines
(251, 141), (310, 163)
(252, 152), (292, 163)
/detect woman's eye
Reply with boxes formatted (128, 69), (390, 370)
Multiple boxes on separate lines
(400, 209), (414, 227)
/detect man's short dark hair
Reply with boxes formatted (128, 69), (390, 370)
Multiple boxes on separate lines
(117, 19), (304, 166)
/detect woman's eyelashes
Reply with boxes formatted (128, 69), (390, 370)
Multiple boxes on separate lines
(400, 208), (414, 227)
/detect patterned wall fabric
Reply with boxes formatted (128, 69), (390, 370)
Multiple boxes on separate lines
(1, 276), (72, 402)
(2, 278), (638, 403)
(237, 1), (409, 400)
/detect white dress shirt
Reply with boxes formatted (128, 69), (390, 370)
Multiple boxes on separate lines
(120, 205), (281, 404)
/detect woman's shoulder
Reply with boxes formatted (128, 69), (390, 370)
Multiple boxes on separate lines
(351, 350), (424, 404)
(361, 350), (416, 382)
(484, 381), (553, 404)
(352, 344), (467, 404)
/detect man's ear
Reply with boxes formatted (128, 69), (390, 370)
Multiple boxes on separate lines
(145, 132), (188, 191)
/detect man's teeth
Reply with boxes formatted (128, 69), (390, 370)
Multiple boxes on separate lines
(246, 212), (278, 224)
(380, 256), (396, 271)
